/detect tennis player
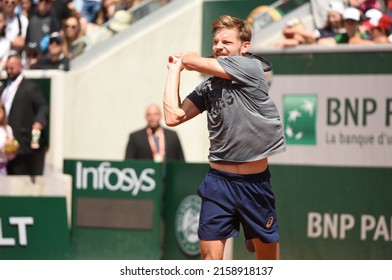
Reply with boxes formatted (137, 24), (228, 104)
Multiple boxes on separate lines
(164, 15), (286, 260)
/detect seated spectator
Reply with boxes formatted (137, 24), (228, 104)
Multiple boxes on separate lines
(80, 0), (102, 33)
(63, 15), (85, 59)
(83, 10), (132, 49)
(24, 42), (40, 69)
(275, 2), (346, 47)
(20, 0), (33, 18)
(364, 8), (383, 21)
(359, 8), (383, 35)
(31, 32), (70, 71)
(362, 13), (392, 43)
(96, 0), (125, 25)
(107, 9), (133, 33)
(318, 7), (374, 45)
(310, 0), (346, 29)
(314, 1), (346, 41)
(274, 17), (309, 47)
(0, 11), (10, 75)
(2, 0), (29, 53)
(387, 0), (392, 31)
(25, 0), (62, 57)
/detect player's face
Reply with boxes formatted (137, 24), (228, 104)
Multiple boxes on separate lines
(212, 28), (249, 58)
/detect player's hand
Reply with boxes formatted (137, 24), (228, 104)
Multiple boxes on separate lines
(167, 53), (184, 71)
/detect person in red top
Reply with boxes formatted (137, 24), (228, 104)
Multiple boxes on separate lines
(362, 13), (392, 43)
(386, 0), (392, 32)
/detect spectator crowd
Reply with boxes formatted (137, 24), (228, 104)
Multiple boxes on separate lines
(1, 0), (388, 73)
(0, 0), (169, 74)
(273, 0), (392, 47)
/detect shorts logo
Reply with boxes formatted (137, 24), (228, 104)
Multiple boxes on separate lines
(283, 94), (318, 145)
(266, 216), (274, 228)
(175, 195), (201, 256)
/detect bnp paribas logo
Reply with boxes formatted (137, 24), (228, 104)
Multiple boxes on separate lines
(283, 94), (317, 145)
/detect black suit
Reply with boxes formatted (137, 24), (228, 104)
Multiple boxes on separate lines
(125, 127), (185, 161)
(0, 78), (49, 175)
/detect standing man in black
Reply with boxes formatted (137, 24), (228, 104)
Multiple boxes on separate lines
(1, 54), (49, 176)
(125, 103), (185, 162)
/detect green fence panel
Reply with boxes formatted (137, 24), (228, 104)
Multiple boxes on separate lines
(233, 165), (392, 260)
(63, 159), (163, 259)
(265, 52), (392, 75)
(163, 162), (209, 260)
(0, 197), (71, 260)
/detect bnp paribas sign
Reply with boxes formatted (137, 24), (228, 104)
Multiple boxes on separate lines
(278, 79), (392, 167)
(283, 94), (317, 145)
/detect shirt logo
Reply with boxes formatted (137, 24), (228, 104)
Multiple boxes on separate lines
(203, 78), (234, 118)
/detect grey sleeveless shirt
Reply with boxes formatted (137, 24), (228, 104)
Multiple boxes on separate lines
(187, 55), (286, 162)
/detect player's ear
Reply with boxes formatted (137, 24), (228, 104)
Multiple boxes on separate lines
(241, 41), (251, 55)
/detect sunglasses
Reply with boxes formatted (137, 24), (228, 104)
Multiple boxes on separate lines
(4, 0), (16, 5)
(65, 25), (77, 29)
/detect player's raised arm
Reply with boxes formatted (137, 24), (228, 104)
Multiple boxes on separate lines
(163, 53), (200, 127)
(181, 52), (232, 80)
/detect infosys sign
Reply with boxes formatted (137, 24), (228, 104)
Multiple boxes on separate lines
(69, 161), (161, 196)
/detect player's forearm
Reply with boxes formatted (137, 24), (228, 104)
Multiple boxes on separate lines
(181, 52), (203, 71)
(163, 69), (185, 127)
(182, 53), (231, 79)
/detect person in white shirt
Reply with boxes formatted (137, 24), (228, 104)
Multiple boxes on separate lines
(0, 11), (11, 76)
(1, 0), (29, 53)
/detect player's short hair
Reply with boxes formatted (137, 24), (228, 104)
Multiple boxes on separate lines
(212, 15), (253, 42)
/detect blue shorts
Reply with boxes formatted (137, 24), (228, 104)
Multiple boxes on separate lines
(197, 168), (279, 243)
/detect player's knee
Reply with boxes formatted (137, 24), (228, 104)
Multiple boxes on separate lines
(200, 250), (223, 260)
(200, 240), (225, 260)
